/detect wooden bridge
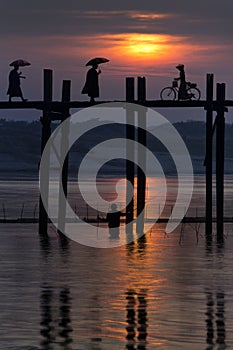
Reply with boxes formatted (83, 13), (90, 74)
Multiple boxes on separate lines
(0, 69), (232, 243)
(0, 99), (232, 110)
(1, 216), (233, 225)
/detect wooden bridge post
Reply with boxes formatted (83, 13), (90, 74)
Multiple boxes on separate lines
(205, 73), (214, 240)
(216, 83), (226, 243)
(39, 69), (53, 235)
(58, 80), (71, 236)
(137, 77), (147, 234)
(137, 76), (146, 103)
(125, 78), (135, 229)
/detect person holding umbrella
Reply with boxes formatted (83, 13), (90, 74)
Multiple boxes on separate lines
(7, 59), (30, 102)
(81, 57), (109, 103)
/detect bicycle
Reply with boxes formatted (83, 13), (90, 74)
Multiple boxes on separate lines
(160, 80), (201, 101)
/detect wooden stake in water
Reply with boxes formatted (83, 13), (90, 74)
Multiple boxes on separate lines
(216, 83), (226, 243)
(39, 69), (53, 236)
(125, 77), (135, 231)
(137, 77), (147, 234)
(58, 80), (71, 235)
(205, 73), (214, 239)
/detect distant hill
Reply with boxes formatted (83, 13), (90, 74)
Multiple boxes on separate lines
(1, 118), (233, 179)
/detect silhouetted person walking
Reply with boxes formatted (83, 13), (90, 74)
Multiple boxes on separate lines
(81, 62), (101, 103)
(175, 64), (188, 100)
(106, 204), (126, 238)
(7, 65), (27, 102)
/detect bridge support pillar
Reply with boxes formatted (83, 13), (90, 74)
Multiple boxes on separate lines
(39, 69), (53, 236)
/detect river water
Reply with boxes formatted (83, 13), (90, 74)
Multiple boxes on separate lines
(0, 177), (233, 349)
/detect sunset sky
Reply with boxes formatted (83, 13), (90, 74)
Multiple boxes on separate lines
(0, 0), (232, 121)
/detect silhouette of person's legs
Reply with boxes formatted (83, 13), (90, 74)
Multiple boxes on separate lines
(20, 91), (27, 102)
(9, 93), (27, 102)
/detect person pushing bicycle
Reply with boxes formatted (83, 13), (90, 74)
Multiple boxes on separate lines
(174, 64), (189, 100)
(160, 65), (200, 101)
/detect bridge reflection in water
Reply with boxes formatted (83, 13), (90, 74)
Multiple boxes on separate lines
(126, 289), (148, 350)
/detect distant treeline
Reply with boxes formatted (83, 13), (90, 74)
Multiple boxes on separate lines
(1, 118), (233, 177)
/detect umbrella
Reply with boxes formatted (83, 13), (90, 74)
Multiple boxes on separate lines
(85, 57), (109, 66)
(9, 59), (31, 67)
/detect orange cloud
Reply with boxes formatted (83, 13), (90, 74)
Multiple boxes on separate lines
(71, 33), (191, 66)
(129, 12), (174, 20)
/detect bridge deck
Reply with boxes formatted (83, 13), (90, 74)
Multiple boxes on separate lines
(0, 100), (232, 111)
(1, 217), (233, 224)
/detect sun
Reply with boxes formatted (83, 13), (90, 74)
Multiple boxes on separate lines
(129, 42), (157, 55)
(125, 34), (166, 57)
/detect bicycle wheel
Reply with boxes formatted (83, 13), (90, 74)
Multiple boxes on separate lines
(160, 87), (176, 101)
(187, 87), (201, 101)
